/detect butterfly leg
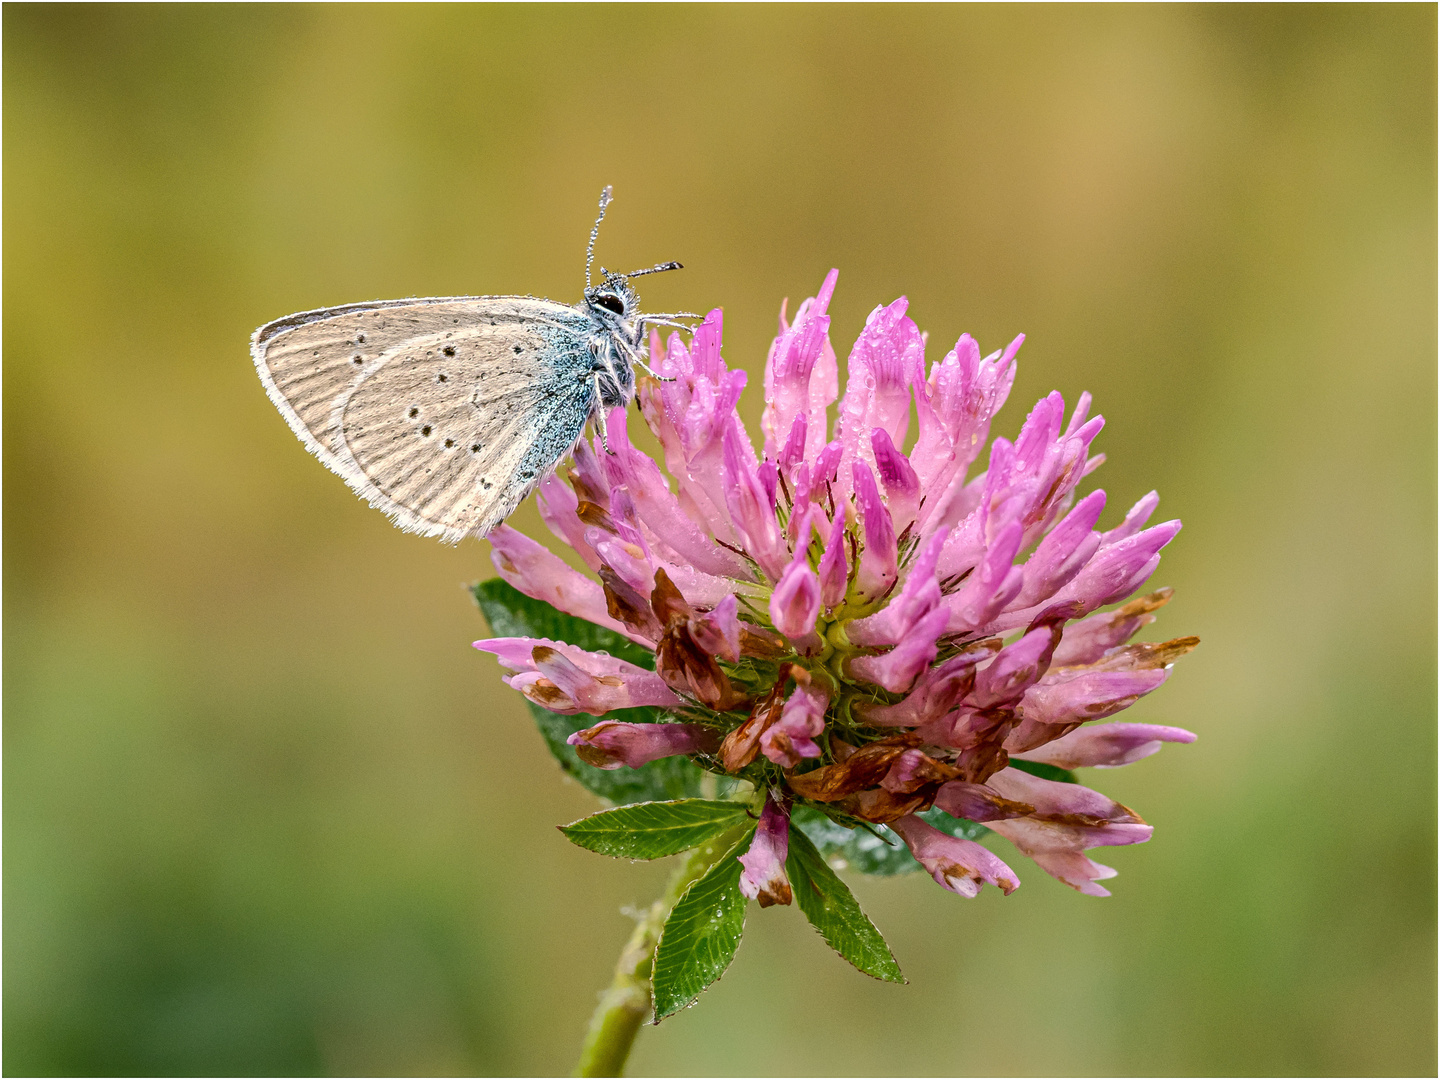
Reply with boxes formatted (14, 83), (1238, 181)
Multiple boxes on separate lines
(592, 374), (615, 454)
(634, 357), (676, 383)
(629, 330), (676, 383)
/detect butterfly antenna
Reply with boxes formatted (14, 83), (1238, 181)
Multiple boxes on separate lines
(586, 185), (613, 290)
(621, 261), (684, 279)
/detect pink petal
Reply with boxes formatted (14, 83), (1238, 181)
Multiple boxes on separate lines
(890, 814), (1020, 897)
(984, 768), (1153, 893)
(475, 639), (681, 715)
(487, 527), (652, 645)
(777, 413), (808, 479)
(567, 721), (719, 770)
(1009, 489), (1106, 609)
(1014, 722), (1196, 769)
(848, 606), (950, 693)
(722, 423), (787, 581)
(738, 795), (793, 906)
(933, 780), (1035, 822)
(969, 624), (1061, 709)
(911, 333), (1021, 512)
(1101, 491), (1160, 548)
(855, 641), (998, 727)
(770, 543), (821, 643)
(536, 473), (602, 571)
(1054, 519), (1182, 615)
(985, 520), (1182, 635)
(1050, 588), (1172, 666)
(762, 269), (839, 463)
(944, 517), (1026, 633)
(474, 636), (636, 676)
(848, 531), (945, 647)
(871, 427), (921, 534)
(1028, 851), (1120, 897)
(836, 298), (925, 488)
(853, 460), (897, 602)
(690, 594), (742, 663)
(760, 681), (829, 767)
(605, 407), (751, 579)
(1015, 667), (1170, 727)
(817, 509), (849, 609)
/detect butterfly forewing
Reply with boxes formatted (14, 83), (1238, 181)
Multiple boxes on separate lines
(252, 297), (598, 541)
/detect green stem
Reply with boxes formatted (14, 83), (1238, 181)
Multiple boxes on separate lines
(571, 824), (748, 1077)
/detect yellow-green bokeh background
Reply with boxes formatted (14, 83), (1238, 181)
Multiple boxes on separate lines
(6, 5), (1435, 1076)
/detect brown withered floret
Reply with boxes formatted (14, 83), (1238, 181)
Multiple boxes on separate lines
(649, 569), (751, 712)
(785, 732), (923, 802)
(717, 664), (796, 772)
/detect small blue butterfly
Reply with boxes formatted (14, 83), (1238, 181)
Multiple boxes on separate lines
(251, 186), (693, 542)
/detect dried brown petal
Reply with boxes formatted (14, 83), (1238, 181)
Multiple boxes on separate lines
(1093, 636), (1200, 671)
(568, 466), (610, 509)
(785, 732), (922, 802)
(656, 622), (749, 711)
(1118, 587), (1173, 618)
(739, 623), (789, 660)
(879, 750), (962, 794)
(575, 500), (618, 533)
(599, 566), (662, 641)
(954, 742), (1011, 785)
(650, 567), (692, 628)
(719, 678), (788, 772)
(841, 787), (932, 824)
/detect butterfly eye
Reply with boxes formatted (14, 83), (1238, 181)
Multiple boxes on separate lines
(594, 292), (625, 316)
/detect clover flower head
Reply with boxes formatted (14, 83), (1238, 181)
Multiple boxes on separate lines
(476, 269), (1196, 919)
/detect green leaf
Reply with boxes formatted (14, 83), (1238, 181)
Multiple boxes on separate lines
(651, 829), (754, 1021)
(559, 800), (753, 860)
(785, 824), (905, 983)
(792, 804), (915, 876)
(792, 804), (990, 876)
(472, 578), (705, 803)
(1006, 758), (1079, 784)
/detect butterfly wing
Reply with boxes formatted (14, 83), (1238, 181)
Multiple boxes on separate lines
(252, 296), (598, 541)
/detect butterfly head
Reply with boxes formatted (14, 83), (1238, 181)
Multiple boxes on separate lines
(584, 273), (639, 326)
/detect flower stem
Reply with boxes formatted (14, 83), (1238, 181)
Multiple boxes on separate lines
(571, 824), (749, 1077)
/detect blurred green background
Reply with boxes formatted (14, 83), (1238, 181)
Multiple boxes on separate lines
(5, 4), (1435, 1076)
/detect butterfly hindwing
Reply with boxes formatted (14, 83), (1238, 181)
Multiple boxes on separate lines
(253, 297), (599, 541)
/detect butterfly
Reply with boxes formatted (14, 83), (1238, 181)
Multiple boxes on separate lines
(251, 186), (693, 543)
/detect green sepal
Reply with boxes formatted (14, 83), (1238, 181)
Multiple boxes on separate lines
(651, 828), (755, 1021)
(472, 578), (704, 803)
(785, 824), (905, 983)
(1006, 758), (1079, 784)
(559, 799), (753, 860)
